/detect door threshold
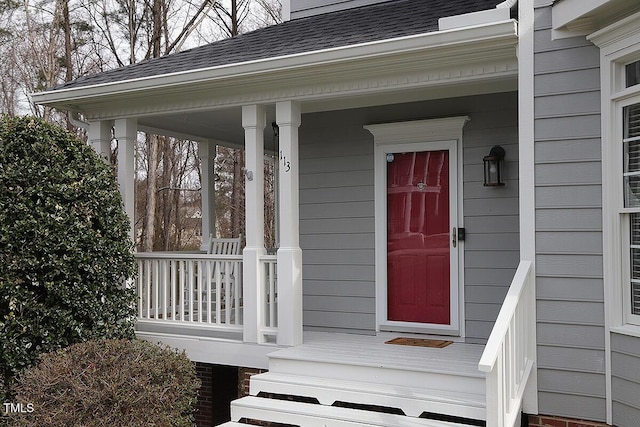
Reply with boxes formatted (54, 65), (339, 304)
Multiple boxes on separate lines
(379, 321), (460, 337)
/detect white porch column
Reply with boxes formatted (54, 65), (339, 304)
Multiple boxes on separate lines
(198, 140), (216, 249)
(276, 100), (303, 347)
(114, 118), (137, 244)
(88, 120), (112, 161)
(242, 105), (266, 343)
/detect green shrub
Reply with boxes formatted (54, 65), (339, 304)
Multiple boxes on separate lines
(0, 116), (137, 391)
(7, 339), (200, 427)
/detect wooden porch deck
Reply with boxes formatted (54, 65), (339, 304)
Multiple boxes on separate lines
(272, 331), (485, 379)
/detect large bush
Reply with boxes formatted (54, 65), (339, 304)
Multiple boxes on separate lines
(7, 339), (200, 426)
(0, 116), (137, 392)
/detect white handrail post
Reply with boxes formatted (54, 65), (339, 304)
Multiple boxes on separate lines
(522, 265), (538, 414)
(276, 100), (303, 347)
(242, 104), (266, 343)
(479, 260), (535, 427)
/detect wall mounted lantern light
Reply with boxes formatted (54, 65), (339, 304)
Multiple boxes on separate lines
(483, 145), (506, 187)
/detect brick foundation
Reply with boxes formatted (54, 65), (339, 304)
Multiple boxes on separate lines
(195, 362), (241, 427)
(195, 362), (214, 427)
(528, 414), (611, 427)
(238, 367), (268, 397)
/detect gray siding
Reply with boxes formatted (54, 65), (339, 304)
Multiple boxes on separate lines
(533, 3), (606, 422)
(299, 116), (376, 335)
(291, 0), (390, 19)
(611, 333), (640, 426)
(299, 92), (519, 338)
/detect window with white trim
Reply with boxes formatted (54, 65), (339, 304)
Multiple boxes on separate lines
(589, 11), (640, 331)
(624, 96), (640, 321)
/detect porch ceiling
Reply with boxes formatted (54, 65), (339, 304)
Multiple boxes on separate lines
(133, 75), (517, 147)
(137, 106), (255, 148)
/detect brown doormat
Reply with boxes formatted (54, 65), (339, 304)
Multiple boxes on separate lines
(385, 337), (453, 348)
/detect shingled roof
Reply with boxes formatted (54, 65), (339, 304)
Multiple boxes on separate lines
(54, 0), (506, 91)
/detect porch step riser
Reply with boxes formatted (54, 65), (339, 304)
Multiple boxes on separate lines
(249, 373), (486, 420)
(267, 356), (486, 396)
(229, 396), (480, 427)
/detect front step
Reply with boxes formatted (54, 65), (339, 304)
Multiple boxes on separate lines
(250, 372), (485, 421)
(215, 333), (487, 427)
(230, 396), (479, 427)
(266, 337), (486, 396)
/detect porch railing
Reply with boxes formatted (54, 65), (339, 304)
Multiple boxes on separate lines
(478, 260), (536, 427)
(135, 252), (243, 333)
(260, 254), (278, 339)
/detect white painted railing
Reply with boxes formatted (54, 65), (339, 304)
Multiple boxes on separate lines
(260, 254), (278, 339)
(135, 252), (243, 332)
(479, 260), (536, 427)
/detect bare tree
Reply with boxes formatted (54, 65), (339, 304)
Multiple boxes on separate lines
(3, 0), (283, 250)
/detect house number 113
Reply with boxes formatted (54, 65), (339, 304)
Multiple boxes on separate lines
(279, 150), (291, 173)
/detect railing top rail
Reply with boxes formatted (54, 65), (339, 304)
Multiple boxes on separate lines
(478, 260), (533, 372)
(259, 254), (278, 261)
(134, 252), (243, 260)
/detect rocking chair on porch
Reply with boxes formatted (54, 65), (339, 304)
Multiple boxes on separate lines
(187, 234), (243, 322)
(207, 234), (243, 256)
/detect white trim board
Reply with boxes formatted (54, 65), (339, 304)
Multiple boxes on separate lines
(365, 117), (468, 336)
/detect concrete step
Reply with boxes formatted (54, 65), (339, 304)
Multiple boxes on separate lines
(230, 395), (479, 427)
(249, 371), (486, 420)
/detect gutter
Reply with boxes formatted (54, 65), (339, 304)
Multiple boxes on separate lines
(497, 0), (518, 9)
(31, 19), (518, 109)
(68, 111), (89, 130)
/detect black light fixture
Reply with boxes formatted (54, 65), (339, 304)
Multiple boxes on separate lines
(483, 145), (506, 187)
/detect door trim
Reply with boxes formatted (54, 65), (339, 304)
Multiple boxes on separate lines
(365, 116), (469, 336)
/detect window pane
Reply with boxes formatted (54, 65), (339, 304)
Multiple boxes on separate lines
(625, 103), (640, 139)
(631, 213), (640, 316)
(632, 213), (640, 246)
(624, 139), (640, 173)
(624, 103), (640, 207)
(624, 175), (640, 207)
(626, 60), (640, 88)
(632, 247), (640, 280)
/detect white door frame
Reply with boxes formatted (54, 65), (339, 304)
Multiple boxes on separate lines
(365, 116), (468, 336)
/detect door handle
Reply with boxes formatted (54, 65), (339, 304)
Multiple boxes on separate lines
(452, 227), (457, 248)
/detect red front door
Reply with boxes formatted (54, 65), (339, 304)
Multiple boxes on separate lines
(387, 150), (450, 324)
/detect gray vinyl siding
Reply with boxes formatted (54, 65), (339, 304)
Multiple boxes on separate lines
(290, 0), (390, 19)
(462, 105), (520, 344)
(298, 92), (519, 338)
(533, 2), (606, 422)
(299, 114), (376, 335)
(611, 333), (640, 426)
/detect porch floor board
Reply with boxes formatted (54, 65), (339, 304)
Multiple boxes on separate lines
(272, 331), (485, 378)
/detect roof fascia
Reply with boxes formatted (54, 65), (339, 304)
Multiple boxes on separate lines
(31, 19), (517, 109)
(552, 0), (610, 30)
(439, 7), (511, 31)
(552, 0), (637, 39)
